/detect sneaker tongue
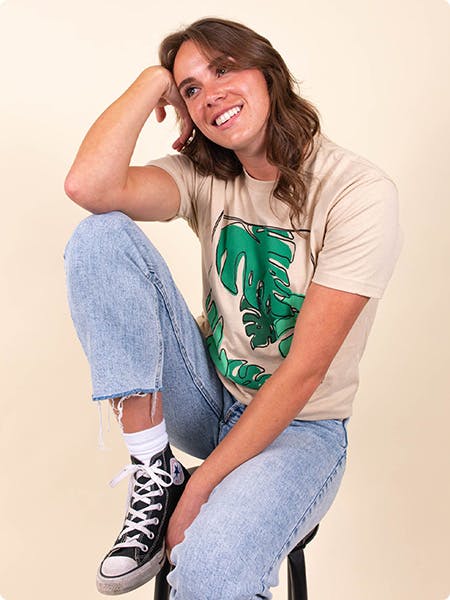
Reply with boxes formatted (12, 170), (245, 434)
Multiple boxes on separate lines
(130, 454), (160, 508)
(131, 481), (152, 514)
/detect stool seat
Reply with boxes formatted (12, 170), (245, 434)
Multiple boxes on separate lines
(154, 465), (319, 600)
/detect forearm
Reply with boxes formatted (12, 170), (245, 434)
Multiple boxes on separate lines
(187, 358), (322, 495)
(168, 284), (368, 556)
(64, 66), (169, 204)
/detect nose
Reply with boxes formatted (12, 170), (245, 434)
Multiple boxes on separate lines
(204, 81), (226, 106)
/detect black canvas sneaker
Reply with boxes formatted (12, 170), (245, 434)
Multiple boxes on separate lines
(96, 442), (190, 595)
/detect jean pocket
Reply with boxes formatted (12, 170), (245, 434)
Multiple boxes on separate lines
(308, 418), (349, 450)
(342, 417), (350, 448)
(331, 418), (349, 449)
(223, 399), (246, 424)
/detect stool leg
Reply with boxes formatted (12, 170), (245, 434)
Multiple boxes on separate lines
(153, 559), (172, 600)
(287, 548), (307, 600)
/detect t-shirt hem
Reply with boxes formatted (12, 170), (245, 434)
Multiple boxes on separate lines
(145, 156), (191, 221)
(293, 408), (353, 421)
(221, 376), (353, 421)
(311, 274), (383, 299)
(230, 396), (352, 421)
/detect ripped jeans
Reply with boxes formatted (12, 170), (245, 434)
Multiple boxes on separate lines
(64, 211), (348, 600)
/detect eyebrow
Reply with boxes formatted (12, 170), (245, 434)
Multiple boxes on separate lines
(177, 54), (234, 93)
(177, 77), (197, 93)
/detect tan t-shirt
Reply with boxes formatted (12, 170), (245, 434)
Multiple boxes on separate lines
(147, 133), (403, 419)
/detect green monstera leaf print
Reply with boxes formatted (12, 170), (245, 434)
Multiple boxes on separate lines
(205, 291), (270, 389)
(215, 219), (305, 356)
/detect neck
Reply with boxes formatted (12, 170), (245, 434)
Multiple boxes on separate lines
(237, 153), (279, 181)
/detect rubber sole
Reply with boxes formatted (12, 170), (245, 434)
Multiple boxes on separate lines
(96, 543), (166, 595)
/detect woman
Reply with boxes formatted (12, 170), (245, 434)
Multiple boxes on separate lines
(64, 17), (402, 599)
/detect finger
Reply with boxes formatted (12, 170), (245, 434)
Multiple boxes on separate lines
(172, 136), (185, 151)
(155, 106), (166, 123)
(172, 118), (194, 151)
(172, 137), (189, 152)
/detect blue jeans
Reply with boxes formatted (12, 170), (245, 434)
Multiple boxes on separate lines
(64, 211), (348, 600)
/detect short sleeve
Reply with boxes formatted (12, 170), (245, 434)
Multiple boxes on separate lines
(312, 177), (403, 299)
(145, 154), (201, 229)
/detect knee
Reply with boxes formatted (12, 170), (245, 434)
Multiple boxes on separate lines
(63, 211), (139, 290)
(167, 531), (263, 599)
(63, 210), (133, 263)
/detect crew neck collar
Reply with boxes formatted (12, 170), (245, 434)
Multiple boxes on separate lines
(241, 132), (322, 191)
(243, 168), (276, 186)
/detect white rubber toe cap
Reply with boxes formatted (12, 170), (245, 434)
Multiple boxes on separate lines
(101, 555), (137, 577)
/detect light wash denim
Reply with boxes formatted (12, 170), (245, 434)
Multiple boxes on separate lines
(64, 210), (349, 600)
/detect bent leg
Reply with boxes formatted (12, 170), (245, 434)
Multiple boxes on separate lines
(168, 415), (349, 599)
(64, 210), (234, 458)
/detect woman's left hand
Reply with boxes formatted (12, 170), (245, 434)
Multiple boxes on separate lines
(165, 484), (211, 564)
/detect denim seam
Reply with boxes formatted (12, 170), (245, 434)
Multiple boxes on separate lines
(119, 222), (220, 417)
(261, 451), (347, 591)
(146, 270), (223, 420)
(121, 223), (166, 389)
(153, 280), (165, 390)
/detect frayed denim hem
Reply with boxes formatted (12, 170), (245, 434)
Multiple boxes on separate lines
(94, 388), (162, 449)
(92, 388), (159, 402)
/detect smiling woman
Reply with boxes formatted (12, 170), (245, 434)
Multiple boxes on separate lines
(63, 16), (403, 600)
(159, 18), (321, 227)
(172, 40), (273, 177)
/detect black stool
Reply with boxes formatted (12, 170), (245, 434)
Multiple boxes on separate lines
(154, 466), (319, 600)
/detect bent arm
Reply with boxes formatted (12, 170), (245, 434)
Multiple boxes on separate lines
(64, 66), (192, 221)
(186, 282), (369, 495)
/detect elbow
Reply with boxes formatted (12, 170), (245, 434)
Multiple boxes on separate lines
(64, 172), (81, 203)
(64, 172), (104, 213)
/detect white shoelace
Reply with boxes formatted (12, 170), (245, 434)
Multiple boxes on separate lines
(109, 460), (174, 552)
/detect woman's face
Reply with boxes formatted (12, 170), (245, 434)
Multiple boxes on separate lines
(173, 40), (271, 161)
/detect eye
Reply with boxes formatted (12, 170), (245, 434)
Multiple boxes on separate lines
(184, 86), (198, 99)
(216, 66), (228, 77)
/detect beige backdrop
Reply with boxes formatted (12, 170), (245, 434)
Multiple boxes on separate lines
(1, 0), (449, 599)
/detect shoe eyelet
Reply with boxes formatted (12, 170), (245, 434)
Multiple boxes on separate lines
(142, 545), (149, 552)
(154, 518), (159, 525)
(158, 503), (163, 510)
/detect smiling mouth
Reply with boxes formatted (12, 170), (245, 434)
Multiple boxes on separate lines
(214, 106), (242, 126)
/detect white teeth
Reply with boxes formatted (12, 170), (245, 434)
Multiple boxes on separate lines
(215, 106), (241, 126)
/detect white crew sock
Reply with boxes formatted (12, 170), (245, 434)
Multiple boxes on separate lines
(122, 419), (168, 464)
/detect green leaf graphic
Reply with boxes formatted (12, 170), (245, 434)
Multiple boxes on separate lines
(205, 219), (306, 391)
(205, 291), (269, 389)
(216, 221), (304, 352)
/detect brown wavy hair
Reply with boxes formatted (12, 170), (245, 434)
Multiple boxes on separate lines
(159, 18), (321, 228)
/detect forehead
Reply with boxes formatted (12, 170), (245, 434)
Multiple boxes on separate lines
(173, 40), (222, 84)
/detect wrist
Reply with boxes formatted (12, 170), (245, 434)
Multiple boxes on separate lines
(186, 465), (220, 497)
(139, 65), (172, 95)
